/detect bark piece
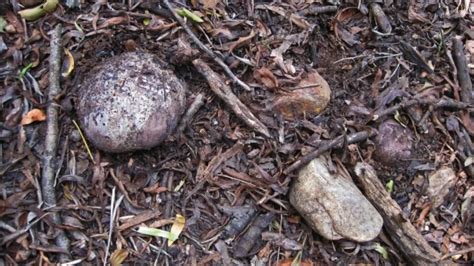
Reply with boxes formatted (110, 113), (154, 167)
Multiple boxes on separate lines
(290, 156), (383, 242)
(354, 162), (441, 264)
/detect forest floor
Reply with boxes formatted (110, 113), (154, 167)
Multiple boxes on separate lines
(0, 0), (473, 265)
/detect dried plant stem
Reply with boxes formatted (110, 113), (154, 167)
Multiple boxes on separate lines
(162, 0), (252, 91)
(42, 24), (71, 261)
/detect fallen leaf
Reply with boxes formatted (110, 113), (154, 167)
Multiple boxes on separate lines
(176, 8), (204, 23)
(18, 0), (58, 21)
(143, 184), (168, 194)
(61, 48), (75, 78)
(219, 30), (255, 52)
(168, 214), (185, 246)
(0, 16), (6, 32)
(199, 0), (220, 9)
(136, 214), (185, 245)
(98, 16), (129, 29)
(110, 249), (128, 266)
(254, 67), (279, 90)
(21, 109), (46, 125)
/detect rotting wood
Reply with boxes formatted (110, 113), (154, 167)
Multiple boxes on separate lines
(354, 163), (441, 265)
(192, 59), (271, 137)
(284, 130), (375, 175)
(42, 24), (71, 262)
(162, 0), (252, 92)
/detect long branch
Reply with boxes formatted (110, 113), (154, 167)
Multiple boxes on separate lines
(42, 24), (71, 262)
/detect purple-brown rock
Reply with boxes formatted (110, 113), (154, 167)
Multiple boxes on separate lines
(77, 52), (186, 153)
(375, 119), (413, 165)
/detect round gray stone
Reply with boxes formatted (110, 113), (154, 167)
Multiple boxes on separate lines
(76, 52), (186, 153)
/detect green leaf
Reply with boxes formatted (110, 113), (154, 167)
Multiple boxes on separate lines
(0, 16), (6, 33)
(176, 8), (204, 23)
(374, 243), (389, 260)
(18, 0), (59, 21)
(19, 63), (33, 79)
(137, 227), (172, 238)
(386, 179), (394, 194)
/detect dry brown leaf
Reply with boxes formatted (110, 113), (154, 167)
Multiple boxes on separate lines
(254, 67), (279, 90)
(199, 0), (220, 9)
(110, 249), (128, 266)
(143, 183), (168, 194)
(219, 30), (255, 52)
(21, 109), (46, 125)
(276, 258), (314, 266)
(98, 16), (128, 29)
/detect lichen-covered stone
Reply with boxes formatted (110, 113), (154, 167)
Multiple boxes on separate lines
(289, 155), (383, 242)
(76, 52), (186, 153)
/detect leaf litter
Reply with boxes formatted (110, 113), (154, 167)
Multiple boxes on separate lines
(0, 0), (473, 264)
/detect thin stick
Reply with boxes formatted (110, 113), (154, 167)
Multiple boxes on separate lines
(452, 36), (472, 104)
(177, 93), (205, 133)
(192, 59), (271, 137)
(162, 0), (252, 91)
(42, 24), (71, 262)
(284, 130), (375, 174)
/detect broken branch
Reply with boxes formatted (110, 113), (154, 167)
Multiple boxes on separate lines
(284, 130), (375, 174)
(354, 163), (441, 265)
(192, 59), (270, 137)
(42, 24), (71, 262)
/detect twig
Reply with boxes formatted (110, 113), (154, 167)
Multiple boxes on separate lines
(439, 246), (474, 261)
(162, 0), (252, 91)
(372, 96), (472, 121)
(42, 24), (71, 262)
(284, 130), (375, 174)
(452, 36), (472, 104)
(192, 59), (271, 137)
(354, 163), (441, 264)
(177, 93), (205, 133)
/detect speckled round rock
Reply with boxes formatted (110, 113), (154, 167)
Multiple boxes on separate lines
(375, 119), (413, 165)
(77, 52), (186, 153)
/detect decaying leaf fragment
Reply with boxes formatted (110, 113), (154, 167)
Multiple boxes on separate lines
(136, 214), (185, 246)
(18, 0), (58, 21)
(254, 67), (279, 90)
(21, 108), (46, 125)
(61, 48), (75, 78)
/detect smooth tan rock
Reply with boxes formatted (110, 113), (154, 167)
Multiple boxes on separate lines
(77, 52), (186, 153)
(289, 155), (383, 242)
(272, 71), (331, 120)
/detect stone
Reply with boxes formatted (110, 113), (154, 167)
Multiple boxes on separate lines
(427, 167), (457, 209)
(272, 70), (331, 120)
(375, 119), (413, 166)
(76, 52), (186, 153)
(289, 155), (383, 242)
